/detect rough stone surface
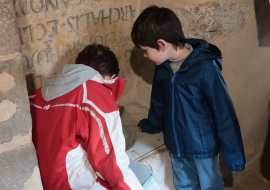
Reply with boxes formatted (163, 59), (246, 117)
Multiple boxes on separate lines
(174, 2), (250, 40)
(0, 1), (41, 190)
(0, 72), (15, 92)
(0, 144), (38, 190)
(23, 166), (43, 190)
(124, 102), (149, 121)
(0, 54), (32, 143)
(0, 0), (21, 56)
(0, 100), (16, 122)
(0, 132), (31, 154)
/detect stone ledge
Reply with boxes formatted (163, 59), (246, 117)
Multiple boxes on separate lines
(0, 144), (38, 190)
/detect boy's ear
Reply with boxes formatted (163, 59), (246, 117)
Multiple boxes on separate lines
(111, 74), (116, 79)
(104, 74), (116, 80)
(157, 39), (167, 52)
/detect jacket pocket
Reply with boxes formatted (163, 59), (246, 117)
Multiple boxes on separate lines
(182, 123), (204, 152)
(199, 119), (218, 150)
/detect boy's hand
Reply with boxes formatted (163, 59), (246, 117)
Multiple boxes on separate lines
(138, 127), (142, 133)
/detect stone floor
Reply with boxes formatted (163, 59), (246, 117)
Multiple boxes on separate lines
(224, 149), (270, 190)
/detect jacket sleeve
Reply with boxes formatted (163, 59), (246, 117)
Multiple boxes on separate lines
(139, 67), (164, 134)
(201, 60), (246, 171)
(85, 108), (144, 190)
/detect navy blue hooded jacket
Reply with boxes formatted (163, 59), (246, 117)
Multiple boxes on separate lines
(139, 39), (246, 171)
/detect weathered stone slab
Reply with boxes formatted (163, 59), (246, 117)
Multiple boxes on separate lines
(23, 166), (43, 190)
(0, 144), (38, 190)
(139, 146), (175, 190)
(174, 2), (250, 40)
(0, 54), (32, 143)
(0, 0), (21, 56)
(124, 101), (149, 121)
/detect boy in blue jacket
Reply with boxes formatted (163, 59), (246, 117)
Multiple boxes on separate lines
(131, 5), (246, 190)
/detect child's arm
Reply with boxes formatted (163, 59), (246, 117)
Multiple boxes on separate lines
(202, 60), (246, 171)
(139, 67), (164, 134)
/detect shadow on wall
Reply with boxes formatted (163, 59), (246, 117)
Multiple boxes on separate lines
(119, 106), (138, 151)
(254, 0), (270, 47)
(255, 0), (270, 180)
(220, 150), (234, 188)
(130, 46), (155, 85)
(260, 102), (270, 180)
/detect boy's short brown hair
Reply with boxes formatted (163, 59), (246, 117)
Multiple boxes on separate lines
(131, 5), (185, 50)
(76, 44), (119, 77)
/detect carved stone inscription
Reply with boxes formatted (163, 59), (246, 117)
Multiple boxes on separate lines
(16, 0), (137, 95)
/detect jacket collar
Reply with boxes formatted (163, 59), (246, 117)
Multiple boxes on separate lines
(91, 74), (125, 102)
(91, 74), (118, 84)
(160, 39), (223, 73)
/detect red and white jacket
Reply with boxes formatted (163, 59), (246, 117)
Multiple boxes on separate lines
(30, 69), (143, 190)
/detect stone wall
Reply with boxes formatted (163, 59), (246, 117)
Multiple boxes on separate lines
(0, 0), (43, 189)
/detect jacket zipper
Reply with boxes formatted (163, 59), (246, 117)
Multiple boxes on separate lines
(170, 67), (188, 157)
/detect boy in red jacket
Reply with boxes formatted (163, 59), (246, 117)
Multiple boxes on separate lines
(30, 44), (152, 190)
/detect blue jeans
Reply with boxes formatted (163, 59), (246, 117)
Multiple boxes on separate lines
(171, 154), (224, 190)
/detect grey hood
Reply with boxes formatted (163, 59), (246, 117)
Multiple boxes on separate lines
(41, 64), (99, 102)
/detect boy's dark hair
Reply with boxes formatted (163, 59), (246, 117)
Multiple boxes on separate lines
(131, 5), (185, 50)
(76, 44), (119, 77)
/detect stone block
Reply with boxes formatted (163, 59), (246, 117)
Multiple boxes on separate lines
(124, 101), (149, 121)
(0, 0), (21, 56)
(174, 2), (250, 40)
(0, 144), (38, 190)
(23, 166), (43, 190)
(0, 54), (32, 143)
